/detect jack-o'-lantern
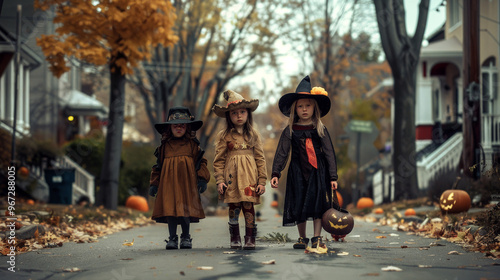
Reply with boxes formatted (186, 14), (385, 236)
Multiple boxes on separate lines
(125, 195), (149, 212)
(321, 208), (354, 236)
(439, 190), (471, 214)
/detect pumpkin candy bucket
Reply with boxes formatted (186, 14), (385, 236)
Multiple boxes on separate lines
(321, 190), (354, 236)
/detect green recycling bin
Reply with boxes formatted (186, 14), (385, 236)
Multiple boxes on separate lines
(44, 168), (75, 204)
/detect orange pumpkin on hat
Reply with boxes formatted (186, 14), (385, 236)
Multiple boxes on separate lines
(439, 190), (471, 214)
(125, 195), (149, 212)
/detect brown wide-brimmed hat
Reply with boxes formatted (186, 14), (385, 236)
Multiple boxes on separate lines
(212, 89), (259, 118)
(278, 75), (331, 117)
(154, 107), (203, 134)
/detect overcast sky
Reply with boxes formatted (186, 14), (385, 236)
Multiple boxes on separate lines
(230, 0), (447, 111)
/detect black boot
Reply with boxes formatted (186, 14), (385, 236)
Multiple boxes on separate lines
(293, 237), (309, 249)
(229, 223), (242, 249)
(180, 234), (192, 249)
(165, 235), (178, 250)
(311, 236), (325, 248)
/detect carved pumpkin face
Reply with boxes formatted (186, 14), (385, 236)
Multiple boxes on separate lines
(321, 208), (354, 236)
(439, 190), (471, 214)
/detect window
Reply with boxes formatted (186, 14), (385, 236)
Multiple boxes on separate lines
(449, 0), (461, 28)
(481, 61), (498, 114)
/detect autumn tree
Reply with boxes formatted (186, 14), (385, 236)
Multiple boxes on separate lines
(131, 0), (290, 148)
(283, 0), (391, 202)
(35, 0), (179, 210)
(373, 0), (429, 200)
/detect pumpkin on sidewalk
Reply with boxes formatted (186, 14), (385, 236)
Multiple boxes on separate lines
(125, 195), (149, 212)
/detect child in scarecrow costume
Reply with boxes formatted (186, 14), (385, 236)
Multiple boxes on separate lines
(149, 107), (210, 250)
(271, 76), (339, 249)
(212, 90), (267, 250)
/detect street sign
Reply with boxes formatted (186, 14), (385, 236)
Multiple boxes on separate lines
(346, 120), (375, 133)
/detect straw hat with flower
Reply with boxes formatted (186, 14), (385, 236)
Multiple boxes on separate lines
(212, 89), (259, 118)
(278, 75), (331, 117)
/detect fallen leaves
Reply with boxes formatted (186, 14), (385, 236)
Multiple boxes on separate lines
(0, 204), (154, 255)
(63, 267), (81, 272)
(197, 266), (214, 270)
(122, 239), (134, 246)
(261, 260), (276, 265)
(381, 265), (402, 272)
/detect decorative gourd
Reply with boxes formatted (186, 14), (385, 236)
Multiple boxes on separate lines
(439, 190), (471, 213)
(336, 192), (344, 208)
(404, 208), (416, 216)
(125, 195), (149, 212)
(356, 197), (374, 209)
(374, 208), (384, 214)
(18, 166), (29, 178)
(321, 208), (354, 236)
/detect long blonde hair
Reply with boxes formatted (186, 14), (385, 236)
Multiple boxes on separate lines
(288, 99), (325, 137)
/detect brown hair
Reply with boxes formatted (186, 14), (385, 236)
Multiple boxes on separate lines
(215, 108), (260, 147)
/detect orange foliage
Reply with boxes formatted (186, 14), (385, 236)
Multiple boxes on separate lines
(35, 0), (179, 77)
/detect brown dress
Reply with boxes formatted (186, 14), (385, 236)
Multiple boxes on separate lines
(150, 138), (210, 223)
(213, 129), (267, 204)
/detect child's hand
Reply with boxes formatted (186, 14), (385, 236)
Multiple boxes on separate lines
(217, 183), (227, 195)
(271, 177), (279, 188)
(149, 185), (158, 197)
(256, 184), (265, 195)
(331, 181), (338, 190)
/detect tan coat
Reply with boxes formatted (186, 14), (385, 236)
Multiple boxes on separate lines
(213, 129), (267, 204)
(150, 138), (210, 223)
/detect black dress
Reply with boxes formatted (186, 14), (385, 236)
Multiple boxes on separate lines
(271, 125), (338, 226)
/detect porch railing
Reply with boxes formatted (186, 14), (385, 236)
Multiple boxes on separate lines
(482, 114), (500, 149)
(57, 156), (95, 204)
(416, 132), (463, 190)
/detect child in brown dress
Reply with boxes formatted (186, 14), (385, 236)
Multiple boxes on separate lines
(149, 107), (210, 250)
(212, 90), (267, 250)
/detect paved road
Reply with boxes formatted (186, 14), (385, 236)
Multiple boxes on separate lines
(2, 191), (499, 280)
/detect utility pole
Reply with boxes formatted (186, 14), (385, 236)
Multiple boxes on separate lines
(10, 5), (22, 165)
(462, 0), (481, 179)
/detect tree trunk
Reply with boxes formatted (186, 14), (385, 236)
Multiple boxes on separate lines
(97, 59), (126, 210)
(392, 73), (419, 199)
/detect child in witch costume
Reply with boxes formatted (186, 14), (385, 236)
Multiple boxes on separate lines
(271, 76), (339, 249)
(149, 107), (210, 250)
(212, 90), (267, 250)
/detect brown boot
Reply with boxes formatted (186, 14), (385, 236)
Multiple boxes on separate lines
(243, 226), (256, 250)
(229, 223), (242, 249)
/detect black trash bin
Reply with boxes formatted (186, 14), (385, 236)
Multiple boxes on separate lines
(44, 168), (75, 205)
